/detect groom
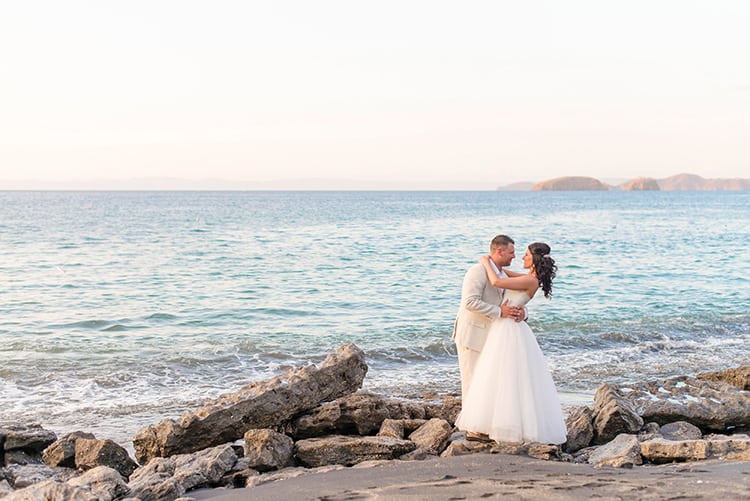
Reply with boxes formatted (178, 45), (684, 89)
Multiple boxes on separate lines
(453, 234), (525, 399)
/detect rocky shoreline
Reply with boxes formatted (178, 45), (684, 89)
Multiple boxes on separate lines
(2, 344), (750, 500)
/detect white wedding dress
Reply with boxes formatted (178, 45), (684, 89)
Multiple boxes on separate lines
(455, 289), (567, 444)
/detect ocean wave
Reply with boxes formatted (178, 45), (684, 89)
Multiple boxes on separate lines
(145, 313), (179, 321)
(101, 324), (134, 332)
(596, 330), (669, 345)
(49, 319), (111, 330)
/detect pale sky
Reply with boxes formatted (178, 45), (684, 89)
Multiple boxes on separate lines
(1, 1), (749, 189)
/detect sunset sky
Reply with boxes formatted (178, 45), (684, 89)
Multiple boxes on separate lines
(1, 1), (749, 189)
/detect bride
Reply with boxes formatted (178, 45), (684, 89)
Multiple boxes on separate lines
(455, 242), (567, 445)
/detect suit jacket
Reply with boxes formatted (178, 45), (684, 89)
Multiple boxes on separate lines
(452, 262), (505, 352)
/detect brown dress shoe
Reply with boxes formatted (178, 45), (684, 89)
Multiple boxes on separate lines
(466, 431), (493, 443)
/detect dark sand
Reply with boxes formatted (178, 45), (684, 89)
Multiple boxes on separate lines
(192, 453), (750, 500)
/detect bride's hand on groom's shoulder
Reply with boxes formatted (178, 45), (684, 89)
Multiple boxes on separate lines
(478, 255), (490, 264)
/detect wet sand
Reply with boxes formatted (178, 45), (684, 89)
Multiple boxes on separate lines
(192, 453), (750, 500)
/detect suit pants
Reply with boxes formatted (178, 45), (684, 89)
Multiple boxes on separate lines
(456, 343), (482, 399)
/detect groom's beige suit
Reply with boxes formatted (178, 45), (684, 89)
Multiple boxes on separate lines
(453, 261), (506, 398)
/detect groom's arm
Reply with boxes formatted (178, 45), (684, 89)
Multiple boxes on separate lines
(461, 265), (501, 318)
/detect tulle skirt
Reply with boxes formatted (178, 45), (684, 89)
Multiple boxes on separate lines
(455, 318), (567, 444)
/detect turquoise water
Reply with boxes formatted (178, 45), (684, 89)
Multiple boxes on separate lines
(1, 190), (748, 446)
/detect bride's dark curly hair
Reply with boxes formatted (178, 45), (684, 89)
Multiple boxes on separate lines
(529, 242), (557, 298)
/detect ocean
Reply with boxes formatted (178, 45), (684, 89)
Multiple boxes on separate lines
(1, 190), (748, 448)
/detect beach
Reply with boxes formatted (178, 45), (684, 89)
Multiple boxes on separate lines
(2, 191), (749, 499)
(193, 453), (750, 500)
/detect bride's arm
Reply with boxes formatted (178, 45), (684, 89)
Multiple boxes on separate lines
(503, 269), (525, 278)
(479, 255), (537, 290)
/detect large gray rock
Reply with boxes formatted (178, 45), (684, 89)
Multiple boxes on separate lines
(2, 464), (77, 490)
(290, 392), (426, 439)
(289, 402), (342, 439)
(335, 393), (391, 435)
(564, 406), (594, 454)
(660, 421), (702, 441)
(128, 444), (237, 501)
(74, 438), (138, 479)
(243, 429), (294, 472)
(1, 424), (57, 467)
(386, 399), (428, 421)
(592, 384), (643, 444)
(171, 444), (237, 492)
(376, 419), (429, 440)
(588, 434), (643, 468)
(706, 435), (750, 460)
(66, 466), (131, 501)
(698, 365), (750, 390)
(1, 424), (57, 453)
(127, 457), (183, 501)
(3, 450), (43, 466)
(376, 419), (405, 439)
(640, 438), (710, 463)
(294, 435), (416, 467)
(42, 432), (96, 468)
(407, 419), (452, 454)
(423, 396), (462, 424)
(133, 343), (367, 463)
(640, 435), (750, 463)
(3, 480), (98, 501)
(620, 376), (750, 431)
(638, 422), (662, 442)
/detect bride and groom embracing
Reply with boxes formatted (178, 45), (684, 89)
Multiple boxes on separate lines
(452, 234), (567, 445)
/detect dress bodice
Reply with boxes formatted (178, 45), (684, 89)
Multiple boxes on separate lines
(504, 289), (532, 307)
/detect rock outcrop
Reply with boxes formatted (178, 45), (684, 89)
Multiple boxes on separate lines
(1, 424), (57, 467)
(658, 173), (750, 191)
(74, 438), (138, 480)
(638, 435), (750, 464)
(563, 406), (594, 454)
(532, 176), (609, 191)
(588, 433), (643, 468)
(621, 177), (660, 191)
(42, 432), (96, 468)
(498, 173), (750, 191)
(243, 429), (294, 472)
(698, 365), (750, 391)
(659, 421), (702, 441)
(287, 392), (453, 440)
(591, 384), (643, 444)
(619, 376), (750, 431)
(5, 347), (750, 499)
(294, 435), (416, 467)
(406, 419), (452, 454)
(133, 343), (368, 463)
(128, 444), (238, 501)
(2, 463), (77, 490)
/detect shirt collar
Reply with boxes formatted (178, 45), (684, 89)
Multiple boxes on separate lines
(489, 260), (506, 277)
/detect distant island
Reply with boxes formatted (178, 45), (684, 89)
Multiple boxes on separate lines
(498, 173), (750, 191)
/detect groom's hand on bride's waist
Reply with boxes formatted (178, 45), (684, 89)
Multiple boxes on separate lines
(500, 300), (526, 322)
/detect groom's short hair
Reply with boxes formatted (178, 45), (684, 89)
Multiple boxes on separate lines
(490, 234), (514, 251)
